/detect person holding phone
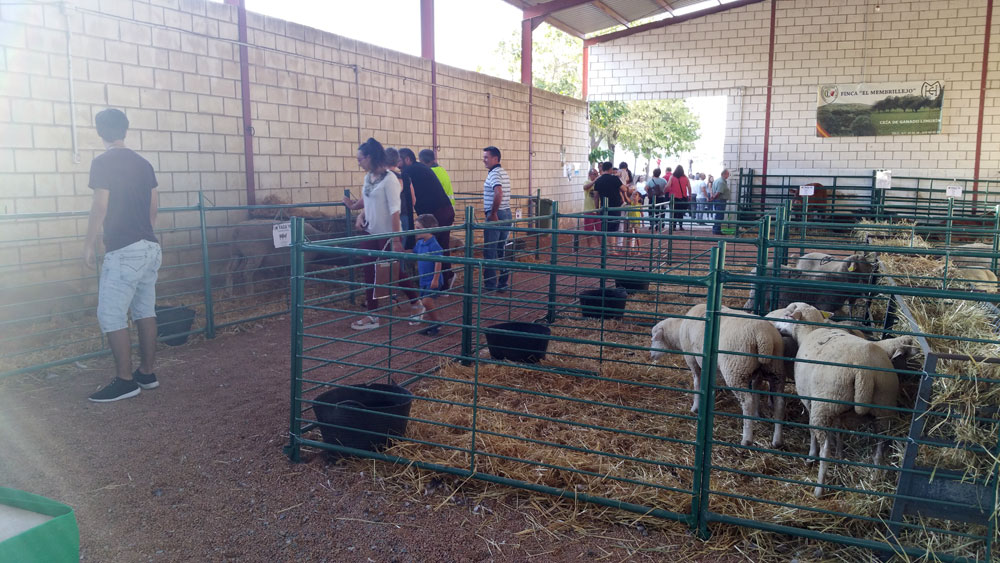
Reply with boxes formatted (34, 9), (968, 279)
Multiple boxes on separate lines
(341, 138), (419, 330)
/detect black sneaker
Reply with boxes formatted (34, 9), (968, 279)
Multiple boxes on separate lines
(133, 369), (159, 390)
(88, 377), (140, 403)
(421, 325), (440, 336)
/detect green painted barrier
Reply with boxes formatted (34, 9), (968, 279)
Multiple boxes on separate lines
(0, 488), (79, 563)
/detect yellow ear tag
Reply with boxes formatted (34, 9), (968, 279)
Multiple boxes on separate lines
(821, 311), (833, 319)
(848, 264), (855, 272)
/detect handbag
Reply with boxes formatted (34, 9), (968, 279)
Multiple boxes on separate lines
(373, 239), (399, 300)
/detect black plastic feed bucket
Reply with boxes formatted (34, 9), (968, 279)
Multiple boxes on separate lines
(313, 384), (414, 456)
(155, 305), (196, 346)
(579, 287), (628, 319)
(484, 322), (551, 363)
(615, 269), (649, 293)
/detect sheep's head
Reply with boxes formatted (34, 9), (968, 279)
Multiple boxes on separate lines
(846, 252), (877, 275)
(889, 335), (922, 361)
(771, 302), (827, 337)
(650, 317), (682, 360)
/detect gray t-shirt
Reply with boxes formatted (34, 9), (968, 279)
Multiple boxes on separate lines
(711, 177), (730, 199)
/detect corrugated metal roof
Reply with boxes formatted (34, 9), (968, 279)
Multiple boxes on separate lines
(504, 0), (749, 39)
(552, 3), (620, 35)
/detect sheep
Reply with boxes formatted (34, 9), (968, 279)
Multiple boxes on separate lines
(744, 252), (877, 313)
(949, 267), (998, 293)
(951, 242), (995, 271)
(225, 219), (332, 294)
(651, 303), (786, 448)
(774, 302), (912, 497)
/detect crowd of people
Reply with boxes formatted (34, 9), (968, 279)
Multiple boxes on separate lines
(583, 162), (732, 247)
(342, 138), (513, 333)
(343, 138), (735, 332)
(80, 107), (734, 401)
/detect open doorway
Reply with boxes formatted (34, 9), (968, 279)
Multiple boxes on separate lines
(589, 95), (728, 230)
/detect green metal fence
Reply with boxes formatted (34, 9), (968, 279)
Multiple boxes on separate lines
(739, 168), (1000, 224)
(0, 193), (546, 379)
(0, 196), (358, 378)
(285, 204), (1000, 561)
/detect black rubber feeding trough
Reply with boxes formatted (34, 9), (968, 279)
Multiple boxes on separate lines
(155, 305), (196, 346)
(313, 383), (414, 456)
(615, 269), (649, 293)
(579, 287), (628, 319)
(484, 322), (551, 363)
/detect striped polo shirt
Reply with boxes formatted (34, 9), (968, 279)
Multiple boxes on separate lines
(483, 164), (511, 212)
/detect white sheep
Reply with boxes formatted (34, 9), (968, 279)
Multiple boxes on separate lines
(774, 302), (916, 497)
(744, 252), (877, 313)
(651, 303), (786, 448)
(949, 267), (998, 293)
(952, 242), (995, 271)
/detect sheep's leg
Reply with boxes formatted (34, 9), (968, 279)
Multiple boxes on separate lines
(872, 418), (889, 468)
(873, 439), (885, 467)
(686, 358), (702, 414)
(739, 390), (757, 447)
(814, 433), (832, 498)
(806, 430), (818, 466)
(226, 254), (246, 295)
(770, 377), (785, 448)
(834, 430), (844, 459)
(242, 255), (266, 294)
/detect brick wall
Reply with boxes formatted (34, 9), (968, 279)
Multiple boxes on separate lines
(588, 0), (998, 179)
(0, 0), (590, 282)
(0, 0), (587, 262)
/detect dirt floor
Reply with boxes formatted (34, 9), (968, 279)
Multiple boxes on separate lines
(0, 226), (864, 562)
(0, 310), (762, 563)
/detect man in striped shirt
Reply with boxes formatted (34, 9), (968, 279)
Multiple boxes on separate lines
(482, 146), (511, 291)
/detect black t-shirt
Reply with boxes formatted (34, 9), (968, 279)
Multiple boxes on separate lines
(401, 162), (450, 215)
(593, 174), (624, 207)
(393, 170), (416, 250)
(88, 147), (158, 252)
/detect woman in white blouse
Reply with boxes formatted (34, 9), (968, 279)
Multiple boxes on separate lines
(342, 137), (417, 330)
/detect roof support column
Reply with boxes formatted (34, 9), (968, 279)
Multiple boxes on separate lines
(760, 0), (777, 207)
(421, 0), (438, 152)
(521, 18), (533, 85)
(582, 45), (589, 100)
(225, 0), (256, 207)
(522, 16), (543, 197)
(973, 0), (993, 205)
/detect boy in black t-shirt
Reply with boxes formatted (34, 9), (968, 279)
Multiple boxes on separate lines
(83, 109), (163, 403)
(592, 162), (627, 251)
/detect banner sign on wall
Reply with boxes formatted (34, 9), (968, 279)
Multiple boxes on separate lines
(816, 81), (944, 137)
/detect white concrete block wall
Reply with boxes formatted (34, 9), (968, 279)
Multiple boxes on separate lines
(0, 0), (589, 275)
(589, 0), (999, 179)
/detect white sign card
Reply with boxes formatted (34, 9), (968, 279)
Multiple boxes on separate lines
(876, 170), (892, 190)
(515, 209), (523, 220)
(272, 222), (291, 248)
(946, 185), (963, 198)
(798, 185), (815, 196)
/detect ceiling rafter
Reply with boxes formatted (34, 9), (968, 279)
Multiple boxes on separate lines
(650, 0), (675, 16)
(543, 17), (587, 38)
(593, 0), (631, 27)
(523, 0), (597, 19)
(583, 0), (764, 45)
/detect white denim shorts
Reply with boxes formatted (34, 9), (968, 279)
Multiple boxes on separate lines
(97, 239), (162, 333)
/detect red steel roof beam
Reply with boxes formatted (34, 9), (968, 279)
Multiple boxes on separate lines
(224, 0), (256, 207)
(973, 0), (993, 205)
(584, 0), (764, 46)
(524, 0), (596, 19)
(421, 0), (438, 151)
(521, 18), (533, 85)
(593, 0), (631, 27)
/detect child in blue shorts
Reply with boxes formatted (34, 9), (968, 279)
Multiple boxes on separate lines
(413, 214), (444, 336)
